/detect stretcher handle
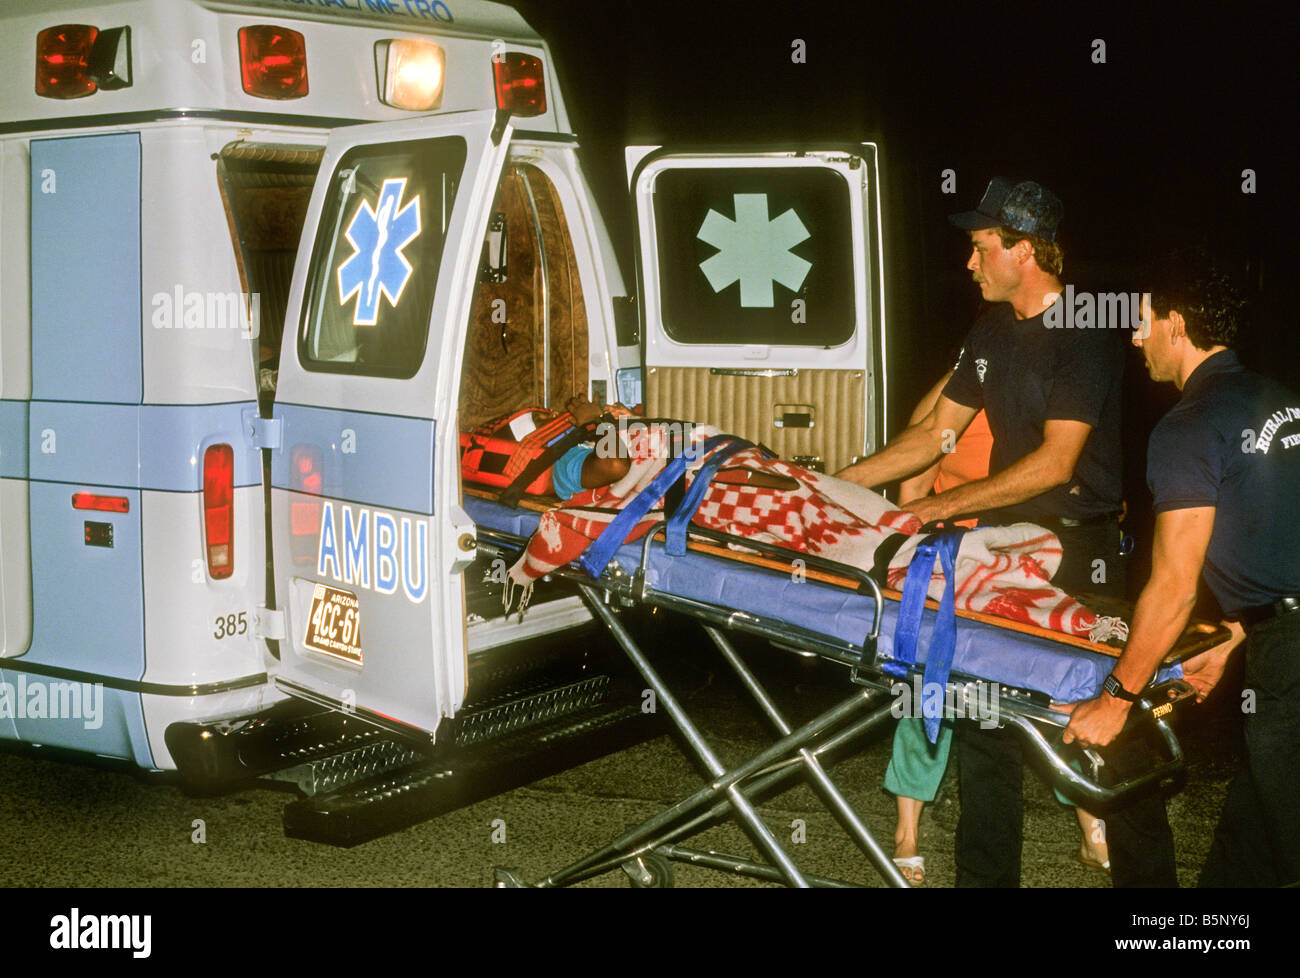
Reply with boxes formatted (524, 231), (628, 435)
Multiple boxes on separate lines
(1004, 696), (1185, 807)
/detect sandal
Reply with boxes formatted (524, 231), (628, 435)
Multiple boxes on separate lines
(1076, 851), (1111, 874)
(893, 855), (926, 886)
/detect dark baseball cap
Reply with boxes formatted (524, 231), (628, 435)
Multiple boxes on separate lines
(949, 177), (1064, 242)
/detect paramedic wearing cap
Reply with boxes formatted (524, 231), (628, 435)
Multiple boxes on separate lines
(1063, 274), (1300, 887)
(839, 178), (1126, 588)
(837, 177), (1175, 887)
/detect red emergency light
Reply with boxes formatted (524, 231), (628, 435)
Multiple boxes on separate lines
(203, 444), (235, 580)
(239, 25), (308, 100)
(492, 52), (546, 117)
(36, 25), (98, 99)
(36, 24), (133, 98)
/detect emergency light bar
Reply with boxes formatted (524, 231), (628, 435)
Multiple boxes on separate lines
(239, 25), (308, 100)
(493, 52), (546, 117)
(376, 39), (445, 111)
(35, 24), (132, 99)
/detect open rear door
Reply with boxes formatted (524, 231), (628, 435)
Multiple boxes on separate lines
(271, 109), (510, 742)
(627, 147), (887, 473)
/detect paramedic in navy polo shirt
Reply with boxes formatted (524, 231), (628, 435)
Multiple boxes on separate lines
(1063, 264), (1300, 887)
(837, 177), (1177, 887)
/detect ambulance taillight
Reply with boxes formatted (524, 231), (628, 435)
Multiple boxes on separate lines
(376, 39), (445, 111)
(238, 25), (308, 100)
(290, 445), (322, 566)
(203, 445), (235, 580)
(492, 52), (546, 117)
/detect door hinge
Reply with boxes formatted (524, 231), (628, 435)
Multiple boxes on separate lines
(243, 408), (282, 451)
(255, 606), (287, 641)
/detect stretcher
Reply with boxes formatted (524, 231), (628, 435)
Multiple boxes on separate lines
(465, 488), (1226, 888)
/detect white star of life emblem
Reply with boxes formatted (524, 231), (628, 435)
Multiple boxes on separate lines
(696, 193), (812, 308)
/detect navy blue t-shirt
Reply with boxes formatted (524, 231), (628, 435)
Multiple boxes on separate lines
(942, 300), (1124, 522)
(1146, 350), (1300, 614)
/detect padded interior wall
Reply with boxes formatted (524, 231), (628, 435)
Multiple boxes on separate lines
(216, 143), (322, 398)
(459, 165), (587, 428)
(646, 366), (866, 473)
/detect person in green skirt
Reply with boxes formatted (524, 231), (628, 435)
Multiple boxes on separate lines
(885, 369), (1110, 885)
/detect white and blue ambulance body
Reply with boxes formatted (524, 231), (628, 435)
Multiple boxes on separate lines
(0, 0), (889, 828)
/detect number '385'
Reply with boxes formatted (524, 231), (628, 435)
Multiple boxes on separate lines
(213, 612), (248, 640)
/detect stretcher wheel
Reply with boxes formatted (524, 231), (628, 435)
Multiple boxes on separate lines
(621, 853), (675, 888)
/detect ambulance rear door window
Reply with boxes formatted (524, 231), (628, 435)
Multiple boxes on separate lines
(653, 166), (854, 347)
(301, 137), (466, 378)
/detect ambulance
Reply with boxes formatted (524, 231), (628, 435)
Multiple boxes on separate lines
(0, 0), (889, 843)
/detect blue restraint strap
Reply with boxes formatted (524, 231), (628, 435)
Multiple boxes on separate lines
(886, 528), (968, 744)
(578, 434), (734, 578)
(664, 438), (754, 555)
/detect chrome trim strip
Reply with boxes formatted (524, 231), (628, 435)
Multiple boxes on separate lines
(708, 368), (799, 378)
(0, 658), (268, 697)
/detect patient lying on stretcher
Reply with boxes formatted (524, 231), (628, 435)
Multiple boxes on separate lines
(461, 397), (1127, 643)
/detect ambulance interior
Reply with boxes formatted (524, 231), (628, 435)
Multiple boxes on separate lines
(218, 145), (596, 635)
(216, 142), (322, 414)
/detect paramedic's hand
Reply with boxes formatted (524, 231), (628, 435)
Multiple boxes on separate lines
(1059, 695), (1130, 749)
(565, 394), (602, 427)
(903, 494), (948, 527)
(1180, 620), (1246, 702)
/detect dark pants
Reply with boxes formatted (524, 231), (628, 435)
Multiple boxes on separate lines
(955, 518), (1178, 887)
(1199, 612), (1300, 887)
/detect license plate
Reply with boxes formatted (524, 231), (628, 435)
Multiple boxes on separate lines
(303, 584), (362, 664)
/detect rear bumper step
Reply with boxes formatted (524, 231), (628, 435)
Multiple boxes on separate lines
(164, 699), (412, 795)
(283, 681), (661, 847)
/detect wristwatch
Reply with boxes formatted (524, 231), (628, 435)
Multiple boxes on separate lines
(1102, 672), (1141, 702)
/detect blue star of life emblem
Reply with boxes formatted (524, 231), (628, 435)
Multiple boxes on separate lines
(336, 177), (422, 326)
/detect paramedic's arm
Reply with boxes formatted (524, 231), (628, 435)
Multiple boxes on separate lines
(904, 419), (1090, 525)
(1061, 507), (1220, 748)
(835, 395), (977, 490)
(897, 371), (954, 504)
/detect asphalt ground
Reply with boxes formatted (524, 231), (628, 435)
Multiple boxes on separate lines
(0, 625), (1247, 892)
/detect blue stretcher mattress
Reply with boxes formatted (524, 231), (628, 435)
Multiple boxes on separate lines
(466, 497), (1179, 704)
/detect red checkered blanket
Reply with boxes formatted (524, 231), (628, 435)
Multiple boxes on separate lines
(507, 422), (1125, 641)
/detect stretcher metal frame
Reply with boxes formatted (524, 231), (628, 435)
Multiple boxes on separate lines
(475, 506), (1198, 889)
